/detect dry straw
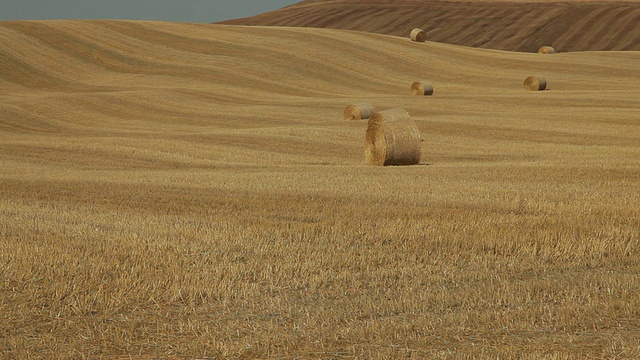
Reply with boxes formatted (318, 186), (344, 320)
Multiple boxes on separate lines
(524, 75), (547, 91)
(411, 81), (434, 96)
(410, 28), (427, 42)
(344, 103), (375, 120)
(365, 108), (422, 166)
(538, 46), (555, 54)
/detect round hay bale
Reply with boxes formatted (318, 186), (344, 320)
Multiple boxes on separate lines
(343, 103), (375, 120)
(365, 108), (422, 166)
(411, 80), (434, 96)
(524, 75), (547, 91)
(410, 28), (427, 42)
(538, 46), (555, 54)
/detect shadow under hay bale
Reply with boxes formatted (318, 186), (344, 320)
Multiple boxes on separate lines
(365, 108), (422, 166)
(411, 80), (434, 96)
(524, 75), (547, 91)
(343, 103), (375, 120)
(410, 28), (427, 42)
(538, 46), (556, 54)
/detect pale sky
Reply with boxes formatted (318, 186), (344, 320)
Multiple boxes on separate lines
(0, 1), (300, 23)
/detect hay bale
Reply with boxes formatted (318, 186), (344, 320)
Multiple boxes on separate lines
(365, 108), (421, 166)
(411, 80), (434, 96)
(524, 75), (547, 91)
(538, 46), (555, 54)
(343, 103), (375, 120)
(410, 28), (427, 42)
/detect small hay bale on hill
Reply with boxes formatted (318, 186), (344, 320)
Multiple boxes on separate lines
(524, 75), (547, 91)
(410, 28), (427, 42)
(365, 108), (421, 166)
(344, 103), (375, 120)
(411, 80), (434, 96)
(538, 46), (555, 54)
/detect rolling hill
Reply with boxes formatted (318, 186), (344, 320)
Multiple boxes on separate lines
(1, 19), (639, 358)
(219, 0), (640, 52)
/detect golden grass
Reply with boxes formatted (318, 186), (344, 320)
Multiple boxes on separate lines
(1, 20), (640, 359)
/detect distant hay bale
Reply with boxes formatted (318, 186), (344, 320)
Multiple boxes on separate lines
(343, 103), (375, 120)
(411, 80), (434, 96)
(538, 46), (555, 54)
(364, 108), (421, 166)
(410, 28), (427, 42)
(524, 75), (547, 91)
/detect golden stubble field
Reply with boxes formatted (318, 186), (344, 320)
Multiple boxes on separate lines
(1, 20), (639, 359)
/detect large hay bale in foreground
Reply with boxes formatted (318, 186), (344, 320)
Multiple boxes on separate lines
(538, 46), (555, 54)
(365, 108), (421, 166)
(410, 28), (427, 42)
(343, 103), (375, 120)
(524, 75), (547, 91)
(411, 80), (434, 96)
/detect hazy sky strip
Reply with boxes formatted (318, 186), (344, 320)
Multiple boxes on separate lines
(0, 0), (299, 23)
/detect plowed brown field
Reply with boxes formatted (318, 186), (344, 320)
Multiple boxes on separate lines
(1, 19), (639, 359)
(219, 0), (640, 52)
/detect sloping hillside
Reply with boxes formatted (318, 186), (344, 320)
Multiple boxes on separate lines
(1, 20), (639, 169)
(219, 0), (640, 52)
(1, 20), (639, 358)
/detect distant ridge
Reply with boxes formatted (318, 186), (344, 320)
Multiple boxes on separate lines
(218, 0), (640, 52)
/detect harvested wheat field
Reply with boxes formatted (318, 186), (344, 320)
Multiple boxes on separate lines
(1, 17), (639, 359)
